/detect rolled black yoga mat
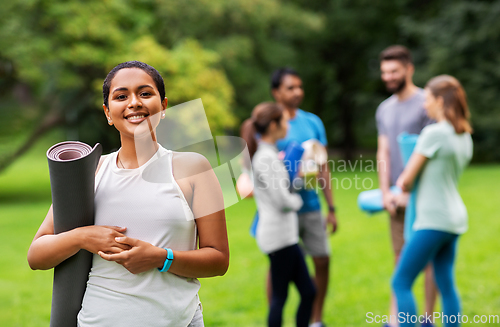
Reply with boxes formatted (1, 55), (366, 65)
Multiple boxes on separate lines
(46, 141), (102, 327)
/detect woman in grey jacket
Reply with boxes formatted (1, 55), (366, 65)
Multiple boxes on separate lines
(242, 102), (316, 327)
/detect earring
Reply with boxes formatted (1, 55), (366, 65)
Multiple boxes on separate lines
(107, 118), (113, 125)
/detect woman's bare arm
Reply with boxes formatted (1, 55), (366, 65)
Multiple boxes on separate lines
(27, 206), (129, 270)
(396, 153), (428, 192)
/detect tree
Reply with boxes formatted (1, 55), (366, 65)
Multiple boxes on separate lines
(400, 0), (500, 161)
(1, 0), (499, 173)
(0, 0), (235, 173)
(150, 0), (325, 122)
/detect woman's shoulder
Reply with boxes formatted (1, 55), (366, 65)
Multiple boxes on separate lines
(420, 121), (452, 141)
(95, 153), (114, 175)
(172, 151), (211, 167)
(171, 151), (212, 178)
(422, 121), (445, 133)
(253, 145), (277, 160)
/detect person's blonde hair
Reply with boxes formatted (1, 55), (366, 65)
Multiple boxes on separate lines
(426, 75), (473, 134)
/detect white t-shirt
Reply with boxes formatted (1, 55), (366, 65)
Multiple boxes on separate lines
(252, 142), (303, 254)
(77, 146), (200, 327)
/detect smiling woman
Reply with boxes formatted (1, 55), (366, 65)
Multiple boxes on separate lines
(27, 61), (229, 327)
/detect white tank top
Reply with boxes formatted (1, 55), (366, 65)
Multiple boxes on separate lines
(77, 146), (200, 327)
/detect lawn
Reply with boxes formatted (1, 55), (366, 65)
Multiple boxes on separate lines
(0, 133), (499, 326)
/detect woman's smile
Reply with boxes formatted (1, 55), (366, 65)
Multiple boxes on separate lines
(125, 112), (149, 123)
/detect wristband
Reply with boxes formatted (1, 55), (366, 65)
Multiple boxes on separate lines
(158, 248), (174, 272)
(328, 205), (336, 213)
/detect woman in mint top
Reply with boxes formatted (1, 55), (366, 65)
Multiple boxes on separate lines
(392, 75), (473, 327)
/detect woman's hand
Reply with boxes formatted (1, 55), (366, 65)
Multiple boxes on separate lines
(394, 191), (410, 209)
(98, 237), (165, 274)
(79, 226), (130, 255)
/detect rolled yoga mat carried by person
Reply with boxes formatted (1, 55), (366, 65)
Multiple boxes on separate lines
(283, 141), (305, 181)
(357, 186), (402, 214)
(397, 132), (419, 241)
(46, 141), (102, 327)
(357, 133), (418, 221)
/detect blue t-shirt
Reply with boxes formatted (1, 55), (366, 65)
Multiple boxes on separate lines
(276, 109), (328, 213)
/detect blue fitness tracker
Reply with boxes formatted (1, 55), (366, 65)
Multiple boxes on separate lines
(158, 248), (174, 272)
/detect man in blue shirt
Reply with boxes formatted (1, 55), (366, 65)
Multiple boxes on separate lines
(272, 67), (337, 327)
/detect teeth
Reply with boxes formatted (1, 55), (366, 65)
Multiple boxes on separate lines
(127, 115), (145, 120)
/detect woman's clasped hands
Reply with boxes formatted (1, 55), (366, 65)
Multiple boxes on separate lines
(80, 225), (164, 275)
(98, 235), (165, 274)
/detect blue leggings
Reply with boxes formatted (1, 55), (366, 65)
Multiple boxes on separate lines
(392, 230), (461, 327)
(268, 244), (316, 327)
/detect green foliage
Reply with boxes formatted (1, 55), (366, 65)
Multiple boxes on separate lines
(291, 0), (410, 154)
(102, 36), (235, 134)
(399, 1), (500, 161)
(151, 0), (326, 122)
(1, 0), (500, 165)
(0, 0), (235, 156)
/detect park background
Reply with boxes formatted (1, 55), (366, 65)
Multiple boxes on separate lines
(0, 0), (499, 326)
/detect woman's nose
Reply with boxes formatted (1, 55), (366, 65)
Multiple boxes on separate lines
(128, 94), (142, 107)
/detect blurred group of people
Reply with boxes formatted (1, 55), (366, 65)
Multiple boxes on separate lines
(241, 45), (472, 327)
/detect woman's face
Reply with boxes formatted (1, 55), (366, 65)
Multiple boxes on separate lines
(423, 88), (443, 120)
(103, 68), (167, 140)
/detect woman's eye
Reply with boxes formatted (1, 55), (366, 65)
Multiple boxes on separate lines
(116, 94), (126, 100)
(140, 92), (152, 97)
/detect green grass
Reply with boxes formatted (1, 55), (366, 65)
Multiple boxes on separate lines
(1, 133), (499, 326)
